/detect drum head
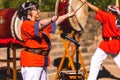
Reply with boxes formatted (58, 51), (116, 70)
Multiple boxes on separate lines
(55, 0), (88, 33)
(11, 11), (23, 41)
(68, 0), (88, 31)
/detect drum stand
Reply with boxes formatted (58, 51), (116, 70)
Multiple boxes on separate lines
(0, 39), (23, 80)
(54, 30), (88, 80)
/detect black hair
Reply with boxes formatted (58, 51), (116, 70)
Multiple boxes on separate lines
(17, 2), (39, 20)
(108, 5), (118, 14)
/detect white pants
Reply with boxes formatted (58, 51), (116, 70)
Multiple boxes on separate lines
(88, 48), (120, 80)
(21, 67), (47, 80)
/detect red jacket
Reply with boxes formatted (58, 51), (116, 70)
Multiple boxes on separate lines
(20, 19), (56, 67)
(96, 9), (120, 54)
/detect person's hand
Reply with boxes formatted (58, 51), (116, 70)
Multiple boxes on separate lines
(51, 16), (58, 22)
(67, 11), (75, 18)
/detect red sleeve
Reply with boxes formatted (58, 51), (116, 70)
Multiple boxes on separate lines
(21, 21), (36, 41)
(44, 24), (52, 32)
(95, 9), (107, 23)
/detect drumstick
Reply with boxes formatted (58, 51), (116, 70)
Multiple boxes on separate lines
(74, 1), (86, 13)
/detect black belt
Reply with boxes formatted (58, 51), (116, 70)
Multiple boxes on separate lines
(103, 36), (120, 41)
(25, 48), (49, 56)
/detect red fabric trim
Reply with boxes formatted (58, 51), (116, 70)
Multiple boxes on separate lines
(0, 38), (24, 47)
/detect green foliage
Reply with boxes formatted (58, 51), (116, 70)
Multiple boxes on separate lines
(40, 0), (56, 12)
(2, 0), (26, 9)
(0, 0), (118, 11)
(1, 0), (39, 9)
(88, 0), (116, 11)
(0, 0), (56, 11)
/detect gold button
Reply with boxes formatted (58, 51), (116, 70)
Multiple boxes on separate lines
(109, 37), (112, 40)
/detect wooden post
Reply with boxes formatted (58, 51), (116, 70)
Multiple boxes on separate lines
(12, 46), (17, 80)
(6, 47), (10, 80)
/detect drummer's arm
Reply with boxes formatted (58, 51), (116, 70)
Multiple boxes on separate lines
(40, 12), (75, 26)
(55, 12), (74, 25)
(83, 1), (99, 12)
(39, 17), (56, 29)
(86, 2), (99, 12)
(39, 12), (74, 29)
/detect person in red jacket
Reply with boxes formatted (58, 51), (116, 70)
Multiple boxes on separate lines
(81, 0), (120, 80)
(17, 2), (75, 80)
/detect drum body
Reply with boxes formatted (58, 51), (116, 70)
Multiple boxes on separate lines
(0, 9), (23, 41)
(0, 9), (16, 38)
(55, 0), (88, 33)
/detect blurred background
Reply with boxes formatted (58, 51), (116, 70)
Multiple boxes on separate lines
(0, 0), (116, 11)
(0, 0), (120, 80)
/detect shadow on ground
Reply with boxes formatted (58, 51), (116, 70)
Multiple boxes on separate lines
(97, 65), (120, 80)
(54, 58), (120, 80)
(53, 57), (81, 70)
(1, 59), (120, 80)
(0, 66), (22, 80)
(53, 57), (87, 80)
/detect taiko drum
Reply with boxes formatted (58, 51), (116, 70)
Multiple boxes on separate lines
(0, 9), (16, 38)
(0, 9), (23, 41)
(55, 0), (88, 33)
